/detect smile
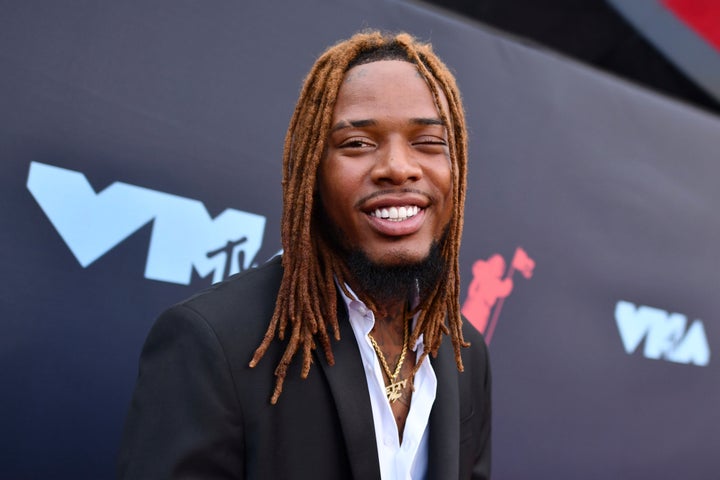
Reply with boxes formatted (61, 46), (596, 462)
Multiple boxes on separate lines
(369, 205), (420, 222)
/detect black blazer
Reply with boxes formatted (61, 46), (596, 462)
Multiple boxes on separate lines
(118, 256), (491, 479)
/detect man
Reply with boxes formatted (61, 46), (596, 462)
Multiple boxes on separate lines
(118, 30), (491, 479)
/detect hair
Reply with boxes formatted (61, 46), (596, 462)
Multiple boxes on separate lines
(249, 30), (469, 404)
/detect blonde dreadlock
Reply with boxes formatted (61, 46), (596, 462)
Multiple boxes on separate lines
(249, 30), (470, 404)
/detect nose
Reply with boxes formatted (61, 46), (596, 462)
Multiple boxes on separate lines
(370, 139), (422, 185)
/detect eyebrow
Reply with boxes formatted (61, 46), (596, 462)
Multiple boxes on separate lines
(330, 117), (445, 132)
(411, 117), (445, 126)
(330, 119), (376, 132)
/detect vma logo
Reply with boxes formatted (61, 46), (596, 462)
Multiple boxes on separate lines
(615, 300), (710, 366)
(27, 162), (266, 285)
(462, 247), (535, 344)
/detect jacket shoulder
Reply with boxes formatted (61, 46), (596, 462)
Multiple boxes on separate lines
(179, 255), (282, 326)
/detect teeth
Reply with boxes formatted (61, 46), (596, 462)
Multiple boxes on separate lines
(370, 205), (420, 221)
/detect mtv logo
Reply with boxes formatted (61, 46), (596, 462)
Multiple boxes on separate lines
(27, 161), (266, 285)
(615, 300), (710, 366)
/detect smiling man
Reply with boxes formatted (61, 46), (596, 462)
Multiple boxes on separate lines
(119, 31), (491, 479)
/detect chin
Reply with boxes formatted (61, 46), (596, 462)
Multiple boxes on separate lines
(344, 240), (445, 304)
(364, 247), (432, 268)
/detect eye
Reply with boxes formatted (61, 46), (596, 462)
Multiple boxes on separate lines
(413, 136), (448, 154)
(339, 137), (375, 149)
(413, 136), (447, 146)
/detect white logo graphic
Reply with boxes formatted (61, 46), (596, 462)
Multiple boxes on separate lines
(615, 300), (710, 366)
(27, 161), (266, 285)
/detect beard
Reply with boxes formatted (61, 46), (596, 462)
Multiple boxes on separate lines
(342, 240), (446, 306)
(316, 207), (448, 305)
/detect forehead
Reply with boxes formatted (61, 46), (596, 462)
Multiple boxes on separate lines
(332, 60), (448, 121)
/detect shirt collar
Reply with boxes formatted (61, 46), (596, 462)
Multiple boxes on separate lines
(337, 281), (425, 351)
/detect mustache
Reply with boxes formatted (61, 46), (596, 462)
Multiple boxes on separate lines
(354, 188), (431, 209)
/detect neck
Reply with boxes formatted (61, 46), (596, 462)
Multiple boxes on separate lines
(374, 298), (408, 326)
(344, 273), (411, 321)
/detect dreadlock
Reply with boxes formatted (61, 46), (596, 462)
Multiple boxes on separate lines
(249, 30), (470, 404)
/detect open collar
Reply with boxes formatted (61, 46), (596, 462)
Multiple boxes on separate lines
(316, 292), (461, 480)
(315, 297), (381, 480)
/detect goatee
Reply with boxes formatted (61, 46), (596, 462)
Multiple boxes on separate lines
(342, 240), (445, 307)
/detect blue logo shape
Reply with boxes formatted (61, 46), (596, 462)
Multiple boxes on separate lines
(27, 161), (266, 285)
(615, 300), (710, 366)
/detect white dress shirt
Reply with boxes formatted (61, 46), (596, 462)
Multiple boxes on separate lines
(340, 286), (438, 480)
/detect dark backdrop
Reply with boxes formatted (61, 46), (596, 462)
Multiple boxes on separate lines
(426, 0), (720, 114)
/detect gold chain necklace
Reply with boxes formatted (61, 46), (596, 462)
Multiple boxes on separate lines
(367, 311), (409, 403)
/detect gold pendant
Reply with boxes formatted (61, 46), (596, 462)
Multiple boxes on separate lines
(386, 379), (407, 403)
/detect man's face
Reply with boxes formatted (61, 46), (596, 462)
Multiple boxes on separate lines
(318, 59), (453, 267)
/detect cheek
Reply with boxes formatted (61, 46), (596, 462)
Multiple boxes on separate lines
(435, 166), (454, 225)
(318, 158), (340, 200)
(320, 156), (368, 201)
(317, 160), (357, 225)
(319, 173), (342, 210)
(434, 164), (453, 204)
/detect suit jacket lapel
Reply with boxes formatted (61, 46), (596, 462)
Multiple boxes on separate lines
(427, 337), (460, 480)
(315, 300), (381, 480)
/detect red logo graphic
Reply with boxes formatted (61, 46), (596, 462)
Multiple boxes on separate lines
(462, 247), (535, 344)
(662, 0), (720, 51)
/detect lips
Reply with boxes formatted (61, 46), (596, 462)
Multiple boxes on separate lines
(359, 192), (431, 236)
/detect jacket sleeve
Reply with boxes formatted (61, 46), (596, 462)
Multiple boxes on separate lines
(460, 321), (491, 480)
(472, 335), (492, 480)
(117, 305), (244, 479)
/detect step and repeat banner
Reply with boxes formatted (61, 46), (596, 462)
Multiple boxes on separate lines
(2, 1), (719, 478)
